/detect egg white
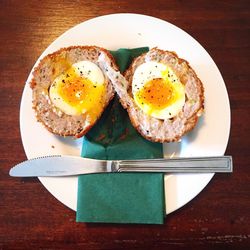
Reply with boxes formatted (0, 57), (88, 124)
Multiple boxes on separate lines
(132, 62), (185, 119)
(49, 61), (105, 116)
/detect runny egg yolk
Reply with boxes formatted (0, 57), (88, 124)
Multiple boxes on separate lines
(132, 62), (185, 120)
(136, 78), (175, 110)
(49, 61), (106, 119)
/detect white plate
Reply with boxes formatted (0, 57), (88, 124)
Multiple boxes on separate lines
(20, 13), (230, 214)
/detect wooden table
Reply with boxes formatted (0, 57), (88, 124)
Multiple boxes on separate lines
(1, 1), (249, 249)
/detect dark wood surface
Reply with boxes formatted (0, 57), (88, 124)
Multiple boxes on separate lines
(1, 1), (249, 249)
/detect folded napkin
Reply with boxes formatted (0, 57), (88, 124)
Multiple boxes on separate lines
(76, 48), (165, 224)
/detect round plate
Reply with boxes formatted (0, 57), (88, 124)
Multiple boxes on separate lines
(20, 13), (230, 214)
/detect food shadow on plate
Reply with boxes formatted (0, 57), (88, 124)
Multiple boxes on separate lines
(184, 115), (205, 143)
(163, 115), (205, 158)
(55, 135), (82, 149)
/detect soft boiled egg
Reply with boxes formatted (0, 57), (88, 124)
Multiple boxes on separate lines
(132, 62), (185, 119)
(49, 61), (106, 117)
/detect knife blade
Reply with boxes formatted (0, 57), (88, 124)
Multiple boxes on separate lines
(9, 155), (233, 177)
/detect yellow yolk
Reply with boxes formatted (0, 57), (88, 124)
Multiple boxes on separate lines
(49, 61), (106, 119)
(135, 78), (176, 110)
(132, 62), (185, 119)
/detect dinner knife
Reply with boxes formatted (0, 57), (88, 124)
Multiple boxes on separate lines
(9, 155), (233, 177)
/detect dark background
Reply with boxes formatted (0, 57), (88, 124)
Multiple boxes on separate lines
(1, 1), (249, 249)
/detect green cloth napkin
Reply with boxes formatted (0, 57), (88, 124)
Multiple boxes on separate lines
(76, 48), (165, 224)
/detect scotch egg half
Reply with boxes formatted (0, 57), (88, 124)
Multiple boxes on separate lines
(31, 46), (116, 137)
(102, 48), (204, 142)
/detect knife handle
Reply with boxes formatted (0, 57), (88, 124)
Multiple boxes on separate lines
(115, 156), (233, 173)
